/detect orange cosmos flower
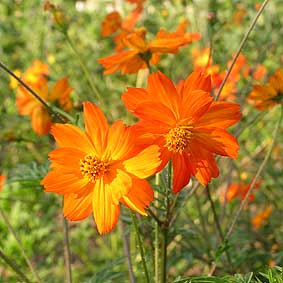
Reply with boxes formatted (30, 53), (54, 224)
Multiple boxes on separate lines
(41, 102), (161, 234)
(0, 175), (6, 192)
(101, 11), (122, 37)
(98, 24), (200, 75)
(22, 60), (49, 87)
(252, 206), (272, 229)
(122, 71), (241, 192)
(248, 69), (283, 110)
(16, 77), (72, 135)
(221, 178), (262, 204)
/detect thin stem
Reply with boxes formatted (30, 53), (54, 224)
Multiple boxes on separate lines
(120, 220), (135, 283)
(215, 0), (269, 100)
(0, 60), (65, 123)
(0, 207), (41, 283)
(62, 216), (72, 283)
(0, 249), (33, 283)
(206, 185), (233, 269)
(64, 34), (110, 117)
(225, 105), (283, 240)
(154, 174), (160, 283)
(147, 207), (162, 226)
(160, 226), (168, 283)
(130, 211), (150, 283)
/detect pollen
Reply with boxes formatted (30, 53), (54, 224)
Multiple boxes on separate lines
(165, 125), (193, 153)
(80, 155), (108, 183)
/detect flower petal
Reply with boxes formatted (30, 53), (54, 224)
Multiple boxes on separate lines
(123, 145), (161, 178)
(92, 179), (120, 234)
(63, 193), (92, 221)
(121, 178), (154, 215)
(51, 123), (94, 153)
(172, 153), (193, 193)
(122, 87), (149, 112)
(83, 102), (108, 155)
(31, 106), (51, 135)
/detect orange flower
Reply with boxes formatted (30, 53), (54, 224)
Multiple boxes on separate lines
(248, 69), (283, 110)
(16, 77), (72, 135)
(252, 64), (266, 81)
(122, 71), (241, 192)
(101, 11), (122, 37)
(0, 175), (6, 192)
(9, 69), (22, 89)
(41, 102), (161, 234)
(221, 179), (262, 203)
(252, 206), (272, 229)
(22, 60), (49, 87)
(98, 24), (200, 75)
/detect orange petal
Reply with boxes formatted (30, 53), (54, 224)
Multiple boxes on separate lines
(123, 145), (161, 178)
(121, 178), (154, 215)
(147, 72), (180, 118)
(182, 71), (211, 94)
(83, 102), (108, 155)
(104, 120), (135, 161)
(42, 169), (90, 195)
(51, 123), (94, 153)
(122, 87), (148, 112)
(63, 193), (92, 221)
(180, 90), (213, 123)
(92, 179), (120, 234)
(172, 153), (193, 193)
(106, 169), (132, 204)
(31, 106), (51, 135)
(49, 147), (85, 171)
(192, 128), (239, 159)
(194, 101), (241, 128)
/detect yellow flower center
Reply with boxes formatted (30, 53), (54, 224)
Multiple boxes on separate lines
(165, 125), (193, 153)
(80, 155), (108, 183)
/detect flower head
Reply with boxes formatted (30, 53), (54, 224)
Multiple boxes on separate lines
(252, 206), (272, 229)
(41, 102), (160, 234)
(249, 69), (283, 110)
(98, 23), (200, 75)
(16, 76), (72, 135)
(122, 71), (241, 192)
(221, 178), (262, 203)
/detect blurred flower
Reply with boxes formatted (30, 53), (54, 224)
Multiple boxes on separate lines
(44, 1), (69, 31)
(41, 102), (160, 234)
(122, 71), (241, 192)
(127, 0), (145, 12)
(16, 77), (72, 135)
(9, 69), (22, 89)
(248, 69), (283, 110)
(22, 60), (49, 87)
(99, 23), (200, 75)
(252, 65), (267, 81)
(252, 206), (272, 229)
(0, 175), (6, 192)
(101, 11), (122, 37)
(221, 178), (262, 204)
(101, 9), (142, 51)
(232, 3), (247, 25)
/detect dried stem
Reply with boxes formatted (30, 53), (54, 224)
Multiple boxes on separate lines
(225, 106), (283, 240)
(215, 0), (269, 100)
(120, 220), (135, 283)
(62, 216), (72, 283)
(0, 249), (33, 283)
(0, 207), (41, 283)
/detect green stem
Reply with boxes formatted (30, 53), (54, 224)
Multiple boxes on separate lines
(0, 60), (65, 123)
(0, 207), (41, 283)
(130, 211), (150, 283)
(0, 249), (33, 283)
(225, 105), (283, 240)
(215, 0), (269, 100)
(64, 34), (110, 118)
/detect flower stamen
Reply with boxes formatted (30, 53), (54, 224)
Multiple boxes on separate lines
(165, 125), (193, 153)
(80, 155), (108, 183)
